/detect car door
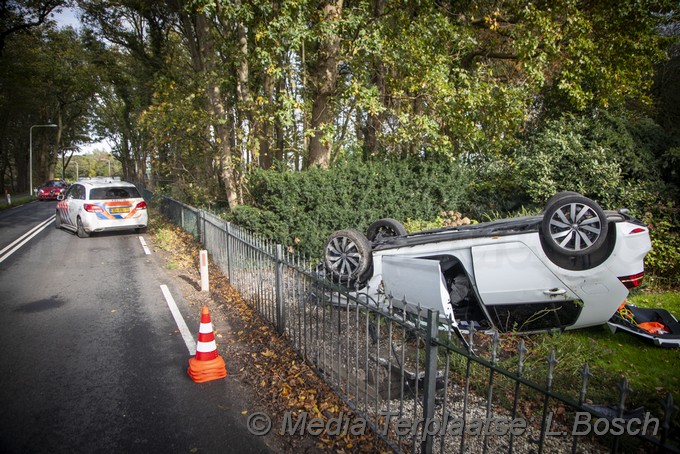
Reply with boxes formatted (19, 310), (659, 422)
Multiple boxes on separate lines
(68, 185), (84, 224)
(56, 185), (78, 228)
(59, 184), (83, 228)
(471, 242), (582, 332)
(381, 256), (454, 320)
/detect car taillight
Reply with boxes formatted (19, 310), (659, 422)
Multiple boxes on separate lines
(629, 227), (646, 234)
(136, 201), (147, 210)
(619, 272), (644, 289)
(84, 203), (103, 212)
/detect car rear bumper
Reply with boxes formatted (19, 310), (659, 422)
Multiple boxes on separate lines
(81, 211), (148, 232)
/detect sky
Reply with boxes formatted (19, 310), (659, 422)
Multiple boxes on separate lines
(50, 6), (82, 30)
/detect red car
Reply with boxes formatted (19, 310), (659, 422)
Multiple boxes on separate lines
(37, 180), (69, 201)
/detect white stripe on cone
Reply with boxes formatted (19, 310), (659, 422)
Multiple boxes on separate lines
(197, 340), (217, 352)
(199, 322), (213, 334)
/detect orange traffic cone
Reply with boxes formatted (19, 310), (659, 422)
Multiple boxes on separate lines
(187, 306), (227, 383)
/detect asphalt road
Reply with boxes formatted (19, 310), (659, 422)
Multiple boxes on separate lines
(0, 201), (271, 453)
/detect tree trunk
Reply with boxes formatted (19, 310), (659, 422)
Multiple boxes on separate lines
(259, 71), (274, 169)
(307, 0), (343, 169)
(176, 5), (240, 208)
(363, 0), (385, 160)
(275, 69), (286, 163)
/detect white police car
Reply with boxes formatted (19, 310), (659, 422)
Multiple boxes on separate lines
(56, 178), (148, 238)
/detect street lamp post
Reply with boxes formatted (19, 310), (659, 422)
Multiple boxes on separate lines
(29, 124), (58, 196)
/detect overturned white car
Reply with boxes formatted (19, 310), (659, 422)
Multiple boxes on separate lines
(323, 193), (657, 335)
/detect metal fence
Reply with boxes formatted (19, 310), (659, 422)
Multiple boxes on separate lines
(155, 195), (678, 454)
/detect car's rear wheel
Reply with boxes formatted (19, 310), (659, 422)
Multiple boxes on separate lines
(54, 211), (61, 229)
(543, 191), (582, 210)
(366, 218), (407, 242)
(324, 229), (372, 285)
(76, 217), (90, 238)
(541, 194), (608, 257)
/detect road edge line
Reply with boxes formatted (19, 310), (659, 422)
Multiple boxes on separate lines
(160, 284), (197, 355)
(139, 236), (151, 255)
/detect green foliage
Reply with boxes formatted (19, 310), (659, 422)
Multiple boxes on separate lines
(402, 217), (448, 233)
(642, 203), (680, 284)
(514, 113), (625, 207)
(229, 205), (289, 244)
(511, 110), (672, 208)
(0, 25), (100, 190)
(522, 0), (673, 112)
(227, 158), (469, 256)
(465, 154), (528, 216)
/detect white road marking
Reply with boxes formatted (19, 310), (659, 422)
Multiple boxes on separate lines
(138, 236), (151, 255)
(160, 284), (197, 355)
(0, 215), (55, 264)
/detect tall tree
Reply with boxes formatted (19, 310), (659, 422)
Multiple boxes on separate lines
(0, 0), (66, 56)
(306, 0), (343, 169)
(0, 22), (97, 191)
(80, 0), (173, 183)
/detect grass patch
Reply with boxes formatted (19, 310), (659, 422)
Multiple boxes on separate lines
(0, 195), (35, 211)
(166, 260), (179, 270)
(480, 291), (680, 446)
(454, 293), (680, 398)
(578, 292), (680, 404)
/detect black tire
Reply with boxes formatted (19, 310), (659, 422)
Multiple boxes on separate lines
(54, 211), (61, 229)
(543, 191), (582, 210)
(76, 217), (90, 238)
(136, 227), (147, 234)
(324, 229), (372, 283)
(541, 194), (608, 256)
(366, 218), (407, 242)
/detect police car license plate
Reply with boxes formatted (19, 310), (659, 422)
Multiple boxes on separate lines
(110, 207), (130, 214)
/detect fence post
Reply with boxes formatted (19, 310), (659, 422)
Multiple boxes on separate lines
(421, 309), (439, 454)
(199, 210), (205, 245)
(275, 244), (285, 334)
(225, 222), (232, 283)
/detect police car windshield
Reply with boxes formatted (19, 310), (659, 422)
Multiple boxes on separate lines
(90, 187), (141, 200)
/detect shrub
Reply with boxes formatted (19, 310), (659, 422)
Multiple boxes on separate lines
(641, 202), (680, 284)
(511, 110), (672, 209)
(513, 112), (628, 207)
(229, 158), (470, 256)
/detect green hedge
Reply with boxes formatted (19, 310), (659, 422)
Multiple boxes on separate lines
(228, 158), (469, 256)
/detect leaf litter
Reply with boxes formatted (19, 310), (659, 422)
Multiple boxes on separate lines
(149, 216), (391, 453)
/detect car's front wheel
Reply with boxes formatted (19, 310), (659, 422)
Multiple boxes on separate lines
(541, 194), (608, 257)
(324, 229), (372, 285)
(76, 217), (90, 238)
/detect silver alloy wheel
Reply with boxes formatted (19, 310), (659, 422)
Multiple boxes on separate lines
(548, 202), (603, 252)
(324, 229), (373, 286)
(326, 236), (363, 277)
